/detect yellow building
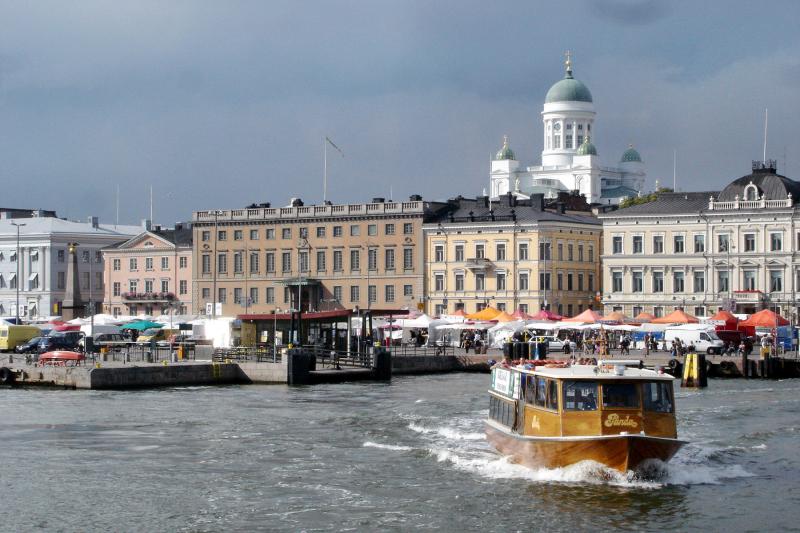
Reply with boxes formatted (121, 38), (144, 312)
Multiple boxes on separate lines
(423, 194), (602, 317)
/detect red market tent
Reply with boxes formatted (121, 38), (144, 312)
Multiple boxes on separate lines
(601, 311), (629, 323)
(634, 312), (656, 323)
(511, 308), (534, 320)
(739, 309), (789, 328)
(708, 310), (739, 330)
(651, 309), (699, 324)
(530, 309), (563, 321)
(452, 309), (466, 317)
(562, 309), (604, 323)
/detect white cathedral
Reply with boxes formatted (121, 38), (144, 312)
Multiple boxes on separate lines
(490, 54), (646, 205)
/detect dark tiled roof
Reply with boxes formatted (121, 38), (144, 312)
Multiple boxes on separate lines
(601, 192), (714, 217)
(429, 196), (600, 226)
(153, 226), (193, 246)
(717, 169), (800, 202)
(601, 186), (639, 199)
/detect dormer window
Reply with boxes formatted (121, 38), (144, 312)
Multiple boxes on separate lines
(744, 182), (758, 201)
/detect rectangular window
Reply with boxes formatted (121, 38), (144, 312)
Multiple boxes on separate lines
(202, 231), (210, 242)
(653, 271), (664, 293)
(562, 381), (598, 411)
(179, 256), (188, 268)
(718, 270), (729, 293)
(350, 225), (360, 237)
(266, 252), (275, 273)
(299, 227), (308, 239)
(367, 248), (377, 271)
(129, 280), (137, 293)
(673, 235), (685, 253)
(250, 252), (259, 274)
(281, 252), (291, 273)
(403, 223), (413, 235)
(718, 234), (729, 252)
(744, 233), (756, 252)
(113, 282), (120, 296)
(202, 255), (211, 274)
(567, 273), (573, 291)
(557, 272), (563, 290)
(250, 229), (259, 240)
(496, 272), (506, 290)
(770, 271), (782, 292)
(673, 271), (685, 292)
(179, 280), (187, 295)
(435, 245), (444, 262)
(368, 224), (377, 236)
(333, 226), (343, 237)
(435, 274), (444, 291)
(266, 287), (275, 303)
(381, 248), (394, 270)
(218, 288), (227, 304)
(385, 223), (395, 235)
(565, 134), (573, 149)
(455, 273), (464, 291)
(577, 273), (584, 291)
(694, 234), (705, 253)
(316, 227), (326, 238)
(282, 228), (291, 239)
(350, 249), (360, 271)
(266, 228), (275, 240)
(218, 230), (227, 241)
(249, 287), (258, 305)
(202, 288), (210, 299)
(770, 233), (783, 251)
(519, 272), (529, 290)
(612, 236), (623, 254)
(350, 285), (360, 302)
(612, 271), (623, 292)
(130, 258), (138, 271)
(578, 244), (584, 261)
(496, 243), (506, 261)
(567, 244), (574, 261)
(475, 273), (485, 291)
(643, 382), (674, 413)
(403, 248), (413, 270)
(233, 252), (243, 274)
(557, 243), (563, 261)
(588, 273), (594, 292)
(603, 383), (640, 409)
(475, 244), (485, 259)
(653, 235), (664, 254)
(632, 236), (643, 254)
(333, 286), (342, 303)
(145, 257), (154, 270)
(144, 280), (153, 293)
(693, 271), (705, 293)
(234, 230), (243, 241)
(57, 249), (65, 262)
(455, 244), (464, 262)
(519, 243), (528, 260)
(333, 250), (343, 271)
(588, 245), (594, 262)
(743, 269), (756, 290)
(539, 242), (551, 260)
(538, 272), (550, 290)
(161, 280), (169, 293)
(384, 285), (394, 303)
(299, 251), (309, 272)
(316, 251), (326, 272)
(217, 253), (227, 274)
(110, 258), (119, 271)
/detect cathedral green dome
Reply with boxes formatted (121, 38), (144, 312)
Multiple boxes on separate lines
(576, 137), (597, 156)
(494, 135), (516, 160)
(545, 75), (593, 103)
(621, 145), (642, 162)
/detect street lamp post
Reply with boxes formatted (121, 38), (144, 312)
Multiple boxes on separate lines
(11, 222), (25, 323)
(273, 308), (281, 361)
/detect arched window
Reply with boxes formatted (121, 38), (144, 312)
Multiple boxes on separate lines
(744, 182), (758, 201)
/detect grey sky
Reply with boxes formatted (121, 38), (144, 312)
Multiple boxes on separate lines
(2, 0), (799, 225)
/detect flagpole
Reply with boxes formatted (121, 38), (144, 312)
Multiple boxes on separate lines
(323, 137), (328, 203)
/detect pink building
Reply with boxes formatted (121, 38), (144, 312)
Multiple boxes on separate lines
(102, 225), (193, 316)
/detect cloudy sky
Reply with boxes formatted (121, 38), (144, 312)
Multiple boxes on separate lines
(2, 0), (800, 226)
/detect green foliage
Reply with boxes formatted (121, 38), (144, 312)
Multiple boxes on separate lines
(619, 187), (674, 208)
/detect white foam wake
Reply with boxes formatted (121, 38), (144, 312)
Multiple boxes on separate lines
(363, 441), (413, 452)
(408, 423), (483, 441)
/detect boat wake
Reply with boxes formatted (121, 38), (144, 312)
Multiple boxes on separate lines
(364, 415), (754, 489)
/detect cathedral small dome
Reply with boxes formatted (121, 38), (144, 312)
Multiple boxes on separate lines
(621, 145), (642, 162)
(576, 137), (597, 156)
(494, 135), (516, 160)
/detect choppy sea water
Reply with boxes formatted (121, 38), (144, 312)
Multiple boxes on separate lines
(1, 375), (799, 532)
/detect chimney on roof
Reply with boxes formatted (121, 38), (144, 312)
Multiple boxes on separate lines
(409, 194), (423, 201)
(476, 195), (489, 208)
(372, 197), (385, 203)
(88, 216), (99, 228)
(290, 198), (304, 207)
(142, 219), (152, 231)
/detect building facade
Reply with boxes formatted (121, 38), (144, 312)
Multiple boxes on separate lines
(102, 225), (193, 317)
(0, 215), (142, 319)
(490, 54), (646, 205)
(600, 161), (800, 320)
(191, 197), (446, 317)
(424, 194), (602, 316)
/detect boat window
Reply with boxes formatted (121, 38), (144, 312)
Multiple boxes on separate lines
(546, 380), (559, 411)
(489, 395), (515, 427)
(643, 382), (674, 413)
(563, 381), (598, 411)
(524, 375), (537, 404)
(534, 377), (547, 407)
(602, 383), (640, 409)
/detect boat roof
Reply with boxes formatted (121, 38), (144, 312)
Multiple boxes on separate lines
(508, 364), (674, 381)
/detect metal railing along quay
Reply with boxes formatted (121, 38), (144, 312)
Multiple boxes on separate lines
(211, 347), (282, 363)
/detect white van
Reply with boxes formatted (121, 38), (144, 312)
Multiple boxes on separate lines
(664, 326), (725, 354)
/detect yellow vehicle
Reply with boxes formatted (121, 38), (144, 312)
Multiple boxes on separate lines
(137, 328), (176, 344)
(0, 324), (43, 351)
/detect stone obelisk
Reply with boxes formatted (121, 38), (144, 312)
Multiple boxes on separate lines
(60, 242), (84, 320)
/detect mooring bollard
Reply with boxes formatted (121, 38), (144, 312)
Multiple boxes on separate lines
(681, 352), (708, 388)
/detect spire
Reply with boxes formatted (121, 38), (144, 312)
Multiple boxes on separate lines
(495, 135), (515, 160)
(564, 50), (573, 78)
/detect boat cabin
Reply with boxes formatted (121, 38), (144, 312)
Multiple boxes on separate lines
(489, 362), (677, 440)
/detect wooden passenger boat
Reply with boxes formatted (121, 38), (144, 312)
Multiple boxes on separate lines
(486, 359), (685, 473)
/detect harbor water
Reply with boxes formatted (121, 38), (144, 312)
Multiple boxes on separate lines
(1, 375), (799, 531)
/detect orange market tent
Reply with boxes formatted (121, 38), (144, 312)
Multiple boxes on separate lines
(739, 309), (789, 327)
(493, 311), (516, 322)
(651, 309), (699, 324)
(562, 309), (604, 323)
(466, 306), (502, 321)
(452, 309), (466, 317)
(634, 312), (656, 323)
(707, 310), (739, 330)
(601, 311), (629, 323)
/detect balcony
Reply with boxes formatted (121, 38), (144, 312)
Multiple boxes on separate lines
(465, 257), (493, 271)
(733, 290), (765, 304)
(122, 292), (177, 303)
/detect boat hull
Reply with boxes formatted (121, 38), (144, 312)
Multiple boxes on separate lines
(485, 421), (685, 472)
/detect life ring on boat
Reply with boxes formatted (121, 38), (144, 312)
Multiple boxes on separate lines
(0, 367), (15, 384)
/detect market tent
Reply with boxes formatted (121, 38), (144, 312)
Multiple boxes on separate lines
(488, 320), (526, 348)
(466, 306), (502, 321)
(739, 309), (789, 327)
(601, 311), (629, 323)
(634, 312), (656, 323)
(401, 313), (433, 328)
(511, 308), (534, 320)
(451, 309), (466, 317)
(494, 311), (516, 322)
(706, 310), (739, 330)
(651, 309), (699, 324)
(530, 309), (563, 321)
(562, 309), (603, 323)
(121, 320), (163, 331)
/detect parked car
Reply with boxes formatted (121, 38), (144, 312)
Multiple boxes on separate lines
(0, 324), (43, 351)
(547, 336), (577, 352)
(15, 336), (44, 354)
(79, 333), (127, 352)
(37, 333), (82, 354)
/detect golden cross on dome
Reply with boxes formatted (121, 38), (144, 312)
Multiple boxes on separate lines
(564, 50), (572, 73)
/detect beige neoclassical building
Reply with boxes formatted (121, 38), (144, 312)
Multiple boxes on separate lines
(423, 194), (602, 317)
(599, 161), (800, 320)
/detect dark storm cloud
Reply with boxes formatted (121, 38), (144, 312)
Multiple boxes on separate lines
(1, 1), (800, 225)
